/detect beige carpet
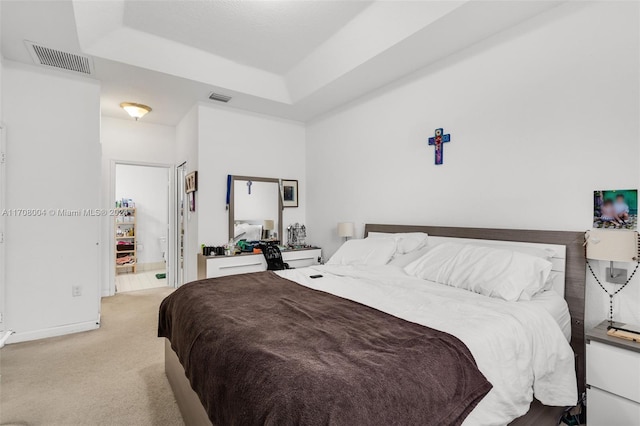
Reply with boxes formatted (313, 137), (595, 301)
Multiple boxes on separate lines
(0, 287), (185, 426)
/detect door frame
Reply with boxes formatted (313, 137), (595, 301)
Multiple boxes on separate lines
(108, 160), (176, 295)
(176, 162), (187, 287)
(0, 124), (6, 331)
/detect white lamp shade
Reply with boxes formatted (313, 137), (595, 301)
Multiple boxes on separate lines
(120, 102), (152, 120)
(263, 220), (274, 231)
(337, 222), (355, 238)
(585, 229), (638, 262)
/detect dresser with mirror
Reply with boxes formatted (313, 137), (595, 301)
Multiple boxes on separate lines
(198, 175), (321, 279)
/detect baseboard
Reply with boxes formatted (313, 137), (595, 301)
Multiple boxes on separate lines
(6, 320), (100, 344)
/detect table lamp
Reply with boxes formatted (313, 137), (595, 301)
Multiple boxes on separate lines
(338, 222), (355, 242)
(585, 229), (639, 323)
(263, 220), (274, 240)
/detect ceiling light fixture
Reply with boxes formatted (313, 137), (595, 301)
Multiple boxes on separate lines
(120, 102), (152, 121)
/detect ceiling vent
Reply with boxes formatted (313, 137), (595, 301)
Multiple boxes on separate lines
(25, 41), (94, 75)
(208, 92), (232, 103)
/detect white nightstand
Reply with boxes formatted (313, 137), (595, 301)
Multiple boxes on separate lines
(197, 247), (322, 279)
(586, 321), (640, 426)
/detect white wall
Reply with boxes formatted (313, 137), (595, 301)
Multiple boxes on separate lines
(3, 61), (101, 342)
(197, 104), (306, 250)
(306, 2), (639, 327)
(100, 116), (176, 295)
(0, 0), (3, 122)
(0, 1), (6, 334)
(115, 164), (168, 266)
(175, 105), (199, 283)
(101, 116), (176, 165)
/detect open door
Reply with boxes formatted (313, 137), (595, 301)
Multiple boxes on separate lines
(176, 162), (186, 287)
(0, 124), (5, 334)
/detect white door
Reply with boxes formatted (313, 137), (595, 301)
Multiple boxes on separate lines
(0, 125), (6, 333)
(176, 163), (186, 287)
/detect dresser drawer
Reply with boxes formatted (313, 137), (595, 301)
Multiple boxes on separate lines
(205, 255), (266, 278)
(282, 249), (321, 269)
(587, 340), (640, 402)
(587, 386), (640, 426)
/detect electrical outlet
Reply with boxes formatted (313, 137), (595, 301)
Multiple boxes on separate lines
(72, 285), (82, 297)
(0, 312), (3, 323)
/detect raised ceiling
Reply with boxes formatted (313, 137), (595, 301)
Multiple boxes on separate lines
(1, 0), (565, 125)
(122, 0), (372, 74)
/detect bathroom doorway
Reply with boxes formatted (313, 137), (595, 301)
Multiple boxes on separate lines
(113, 163), (171, 292)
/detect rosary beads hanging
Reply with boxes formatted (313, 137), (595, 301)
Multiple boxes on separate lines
(587, 260), (640, 323)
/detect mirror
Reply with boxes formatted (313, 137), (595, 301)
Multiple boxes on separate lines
(228, 175), (283, 243)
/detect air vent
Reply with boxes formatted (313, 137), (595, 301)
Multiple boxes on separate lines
(25, 41), (93, 75)
(209, 92), (232, 103)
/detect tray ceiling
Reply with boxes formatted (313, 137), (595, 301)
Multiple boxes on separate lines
(1, 0), (566, 125)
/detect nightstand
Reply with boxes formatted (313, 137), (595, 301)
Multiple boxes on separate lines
(586, 321), (640, 426)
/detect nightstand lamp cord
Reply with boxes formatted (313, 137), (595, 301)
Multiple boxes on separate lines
(587, 260), (640, 323)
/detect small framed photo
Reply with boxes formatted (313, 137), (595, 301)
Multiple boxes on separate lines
(593, 189), (637, 229)
(281, 179), (298, 208)
(185, 171), (198, 194)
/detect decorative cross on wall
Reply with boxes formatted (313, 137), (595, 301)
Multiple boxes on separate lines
(247, 180), (253, 194)
(428, 128), (451, 165)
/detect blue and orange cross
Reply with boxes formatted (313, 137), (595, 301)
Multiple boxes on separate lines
(428, 128), (450, 165)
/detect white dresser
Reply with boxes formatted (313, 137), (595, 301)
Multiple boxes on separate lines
(198, 248), (322, 280)
(586, 321), (640, 426)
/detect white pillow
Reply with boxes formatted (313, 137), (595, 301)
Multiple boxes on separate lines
(404, 243), (552, 301)
(327, 238), (397, 266)
(367, 232), (428, 255)
(466, 242), (556, 260)
(466, 242), (558, 294)
(388, 246), (433, 268)
(389, 242), (554, 268)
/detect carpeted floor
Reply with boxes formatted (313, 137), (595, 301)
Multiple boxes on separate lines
(0, 287), (185, 426)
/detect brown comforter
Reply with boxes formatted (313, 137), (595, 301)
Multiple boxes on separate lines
(158, 271), (492, 426)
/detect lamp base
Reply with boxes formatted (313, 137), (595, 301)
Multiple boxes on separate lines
(605, 267), (628, 284)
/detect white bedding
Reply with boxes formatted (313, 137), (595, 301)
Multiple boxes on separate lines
(276, 264), (577, 426)
(528, 290), (572, 342)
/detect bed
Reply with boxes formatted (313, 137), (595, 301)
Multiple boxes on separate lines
(159, 224), (586, 426)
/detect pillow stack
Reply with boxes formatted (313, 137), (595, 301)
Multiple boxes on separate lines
(327, 232), (429, 266)
(404, 243), (553, 302)
(326, 233), (553, 302)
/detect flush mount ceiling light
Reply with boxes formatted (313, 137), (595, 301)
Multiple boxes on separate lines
(120, 102), (152, 121)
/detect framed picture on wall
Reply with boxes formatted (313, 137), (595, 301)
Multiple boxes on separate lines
(593, 189), (637, 229)
(281, 179), (298, 208)
(185, 171), (198, 194)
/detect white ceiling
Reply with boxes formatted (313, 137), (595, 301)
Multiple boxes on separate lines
(122, 0), (372, 74)
(1, 0), (566, 126)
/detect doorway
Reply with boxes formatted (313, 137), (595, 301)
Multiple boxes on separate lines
(113, 163), (171, 293)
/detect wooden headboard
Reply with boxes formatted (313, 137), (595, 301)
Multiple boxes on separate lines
(364, 224), (586, 393)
